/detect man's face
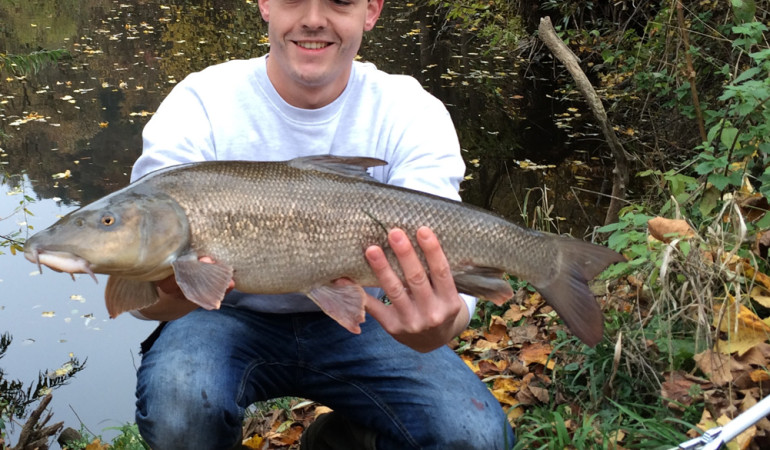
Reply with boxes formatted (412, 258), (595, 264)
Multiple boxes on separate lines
(258, 0), (383, 107)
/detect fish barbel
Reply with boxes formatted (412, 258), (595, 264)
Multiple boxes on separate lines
(23, 155), (624, 346)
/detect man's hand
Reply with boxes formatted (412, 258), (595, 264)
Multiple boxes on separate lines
(139, 257), (235, 321)
(363, 227), (469, 353)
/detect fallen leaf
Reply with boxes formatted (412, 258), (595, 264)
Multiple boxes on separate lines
(241, 434), (264, 449)
(742, 262), (770, 291)
(716, 413), (756, 450)
(661, 371), (698, 409)
(694, 350), (733, 385)
(749, 369), (770, 382)
(750, 286), (770, 308)
(647, 216), (696, 242)
(484, 315), (508, 343)
(713, 296), (770, 355)
(754, 229), (770, 259)
(519, 342), (555, 369)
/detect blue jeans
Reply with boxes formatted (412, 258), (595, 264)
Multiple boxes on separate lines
(135, 307), (515, 449)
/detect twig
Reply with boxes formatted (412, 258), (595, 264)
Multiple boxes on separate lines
(676, 0), (707, 143)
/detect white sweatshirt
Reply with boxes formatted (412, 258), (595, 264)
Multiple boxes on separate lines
(132, 55), (476, 315)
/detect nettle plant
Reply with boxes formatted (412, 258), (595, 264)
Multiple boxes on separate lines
(694, 20), (770, 207)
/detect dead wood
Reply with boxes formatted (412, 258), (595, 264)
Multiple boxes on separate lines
(537, 16), (630, 225)
(12, 393), (63, 450)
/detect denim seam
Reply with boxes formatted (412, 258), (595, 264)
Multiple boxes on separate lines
(301, 364), (421, 449)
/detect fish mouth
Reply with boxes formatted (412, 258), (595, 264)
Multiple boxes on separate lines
(25, 248), (98, 283)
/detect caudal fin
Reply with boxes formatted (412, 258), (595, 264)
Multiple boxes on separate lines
(534, 237), (625, 346)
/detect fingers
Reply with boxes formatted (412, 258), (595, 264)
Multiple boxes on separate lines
(415, 226), (457, 300)
(365, 228), (426, 306)
(364, 226), (459, 320)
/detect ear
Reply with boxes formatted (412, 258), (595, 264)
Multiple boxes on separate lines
(258, 0), (270, 21)
(364, 0), (384, 31)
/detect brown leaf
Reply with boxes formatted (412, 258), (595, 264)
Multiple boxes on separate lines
(754, 229), (770, 259)
(694, 350), (733, 385)
(647, 216), (695, 242)
(478, 359), (507, 377)
(473, 339), (499, 351)
(520, 342), (555, 369)
(508, 324), (538, 344)
(737, 193), (769, 223)
(484, 315), (508, 343)
(661, 371), (698, 409)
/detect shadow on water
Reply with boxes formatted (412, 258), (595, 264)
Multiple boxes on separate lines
(0, 0), (616, 441)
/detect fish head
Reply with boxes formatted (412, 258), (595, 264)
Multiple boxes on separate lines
(24, 190), (190, 280)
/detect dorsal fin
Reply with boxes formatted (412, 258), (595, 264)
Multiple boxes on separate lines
(288, 155), (387, 180)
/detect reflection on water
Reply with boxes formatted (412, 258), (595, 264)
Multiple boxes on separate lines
(0, 179), (155, 443)
(0, 0), (612, 440)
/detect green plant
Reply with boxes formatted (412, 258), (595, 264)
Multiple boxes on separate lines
(0, 49), (70, 77)
(693, 21), (770, 201)
(106, 423), (150, 450)
(421, 0), (526, 51)
(513, 402), (606, 449)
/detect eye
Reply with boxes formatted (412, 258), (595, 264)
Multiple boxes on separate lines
(101, 214), (116, 227)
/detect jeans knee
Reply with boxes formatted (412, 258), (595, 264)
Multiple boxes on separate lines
(136, 382), (243, 449)
(422, 404), (515, 450)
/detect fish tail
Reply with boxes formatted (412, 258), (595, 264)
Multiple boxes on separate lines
(533, 237), (625, 346)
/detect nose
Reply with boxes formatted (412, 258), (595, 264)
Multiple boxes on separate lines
(301, 0), (328, 30)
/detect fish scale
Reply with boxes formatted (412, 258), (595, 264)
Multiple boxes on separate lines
(23, 155), (624, 346)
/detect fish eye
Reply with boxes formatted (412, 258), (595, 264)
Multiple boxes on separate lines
(101, 214), (116, 227)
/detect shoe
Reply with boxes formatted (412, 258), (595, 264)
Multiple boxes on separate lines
(300, 411), (377, 450)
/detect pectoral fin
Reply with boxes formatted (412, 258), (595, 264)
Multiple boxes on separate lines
(172, 258), (234, 310)
(105, 276), (159, 318)
(306, 284), (367, 334)
(452, 266), (514, 306)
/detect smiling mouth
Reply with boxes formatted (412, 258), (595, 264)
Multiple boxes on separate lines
(295, 41), (331, 50)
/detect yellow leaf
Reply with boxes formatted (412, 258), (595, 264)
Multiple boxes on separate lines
(491, 384), (517, 406)
(750, 369), (770, 382)
(714, 296), (770, 355)
(750, 286), (770, 308)
(85, 438), (110, 450)
(505, 406), (524, 423)
(241, 434), (264, 449)
(744, 262), (770, 291)
(716, 414), (756, 450)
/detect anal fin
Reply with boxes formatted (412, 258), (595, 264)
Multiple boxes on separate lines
(452, 266), (513, 306)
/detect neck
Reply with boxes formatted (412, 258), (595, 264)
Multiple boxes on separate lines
(265, 57), (352, 109)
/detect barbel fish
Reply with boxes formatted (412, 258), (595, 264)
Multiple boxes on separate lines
(24, 156), (624, 346)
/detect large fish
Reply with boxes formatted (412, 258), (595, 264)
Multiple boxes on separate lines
(24, 156), (624, 346)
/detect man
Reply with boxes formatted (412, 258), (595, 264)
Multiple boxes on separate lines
(131, 0), (515, 448)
